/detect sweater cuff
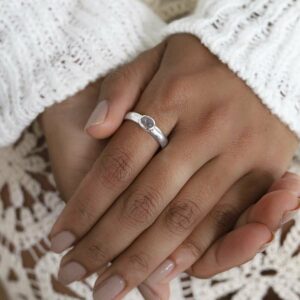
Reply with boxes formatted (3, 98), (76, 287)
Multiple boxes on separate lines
(0, 0), (165, 147)
(163, 0), (300, 140)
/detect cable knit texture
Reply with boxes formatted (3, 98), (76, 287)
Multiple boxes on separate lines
(0, 0), (164, 147)
(1, 0), (300, 147)
(164, 0), (300, 140)
(1, 1), (300, 300)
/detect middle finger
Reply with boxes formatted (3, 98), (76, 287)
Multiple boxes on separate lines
(49, 105), (176, 253)
(57, 129), (221, 284)
(91, 154), (246, 300)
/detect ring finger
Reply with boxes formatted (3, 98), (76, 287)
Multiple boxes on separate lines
(56, 130), (221, 284)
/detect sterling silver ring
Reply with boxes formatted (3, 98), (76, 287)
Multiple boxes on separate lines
(124, 112), (168, 148)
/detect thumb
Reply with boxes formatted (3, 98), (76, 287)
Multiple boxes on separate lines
(84, 41), (166, 139)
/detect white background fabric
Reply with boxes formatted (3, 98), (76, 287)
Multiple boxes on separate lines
(0, 122), (299, 300)
(1, 0), (300, 299)
(0, 0), (300, 146)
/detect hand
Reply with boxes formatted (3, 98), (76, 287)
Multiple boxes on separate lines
(138, 172), (300, 299)
(40, 75), (300, 300)
(39, 80), (106, 202)
(49, 34), (299, 300)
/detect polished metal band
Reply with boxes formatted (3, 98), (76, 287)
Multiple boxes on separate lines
(124, 112), (168, 148)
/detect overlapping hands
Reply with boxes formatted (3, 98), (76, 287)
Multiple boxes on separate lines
(41, 34), (300, 300)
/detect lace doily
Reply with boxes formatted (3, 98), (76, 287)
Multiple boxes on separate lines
(0, 122), (299, 300)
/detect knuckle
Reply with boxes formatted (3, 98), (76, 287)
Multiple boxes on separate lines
(164, 199), (200, 235)
(211, 203), (240, 233)
(86, 243), (107, 265)
(205, 103), (235, 132)
(128, 252), (150, 274)
(122, 186), (161, 227)
(97, 148), (133, 188)
(104, 65), (133, 87)
(75, 196), (98, 222)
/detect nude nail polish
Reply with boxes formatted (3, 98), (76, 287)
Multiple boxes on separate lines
(139, 259), (175, 300)
(93, 275), (126, 300)
(58, 261), (87, 285)
(94, 275), (126, 300)
(146, 259), (175, 285)
(139, 283), (160, 300)
(51, 231), (76, 253)
(85, 99), (108, 130)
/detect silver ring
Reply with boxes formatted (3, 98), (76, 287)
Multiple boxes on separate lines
(124, 112), (168, 148)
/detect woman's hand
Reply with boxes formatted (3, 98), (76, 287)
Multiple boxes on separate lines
(49, 34), (299, 299)
(138, 172), (300, 299)
(39, 80), (107, 202)
(40, 76), (300, 300)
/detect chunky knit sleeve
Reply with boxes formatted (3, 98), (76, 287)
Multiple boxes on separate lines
(163, 0), (300, 140)
(0, 0), (164, 147)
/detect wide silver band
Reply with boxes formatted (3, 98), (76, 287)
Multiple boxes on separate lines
(124, 112), (168, 148)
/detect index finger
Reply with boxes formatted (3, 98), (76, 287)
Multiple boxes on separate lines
(49, 108), (175, 253)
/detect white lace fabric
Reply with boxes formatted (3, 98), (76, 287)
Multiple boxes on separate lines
(0, 123), (300, 300)
(1, 0), (300, 299)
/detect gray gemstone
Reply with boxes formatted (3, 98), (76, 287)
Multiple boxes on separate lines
(141, 116), (155, 129)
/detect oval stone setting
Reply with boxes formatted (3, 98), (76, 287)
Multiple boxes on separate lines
(140, 115), (155, 130)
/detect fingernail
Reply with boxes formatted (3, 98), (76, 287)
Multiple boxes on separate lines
(281, 198), (300, 226)
(139, 259), (175, 300)
(58, 261), (87, 285)
(258, 232), (274, 253)
(93, 275), (126, 300)
(51, 231), (76, 253)
(139, 283), (160, 300)
(85, 99), (108, 130)
(146, 259), (175, 285)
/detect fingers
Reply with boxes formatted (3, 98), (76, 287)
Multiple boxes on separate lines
(85, 42), (166, 139)
(137, 171), (275, 299)
(235, 190), (300, 231)
(188, 223), (272, 277)
(49, 103), (177, 253)
(235, 172), (300, 229)
(42, 80), (106, 202)
(91, 156), (245, 300)
(50, 62), (228, 256)
(268, 171), (300, 196)
(188, 189), (300, 278)
(56, 135), (221, 284)
(139, 282), (169, 300)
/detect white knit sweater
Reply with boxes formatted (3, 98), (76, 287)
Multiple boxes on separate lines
(0, 0), (300, 147)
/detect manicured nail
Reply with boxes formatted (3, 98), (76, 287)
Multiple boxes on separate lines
(51, 231), (76, 253)
(146, 259), (175, 285)
(139, 283), (160, 300)
(58, 261), (87, 285)
(139, 259), (175, 300)
(93, 275), (126, 300)
(85, 99), (109, 130)
(281, 209), (299, 225)
(258, 233), (274, 253)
